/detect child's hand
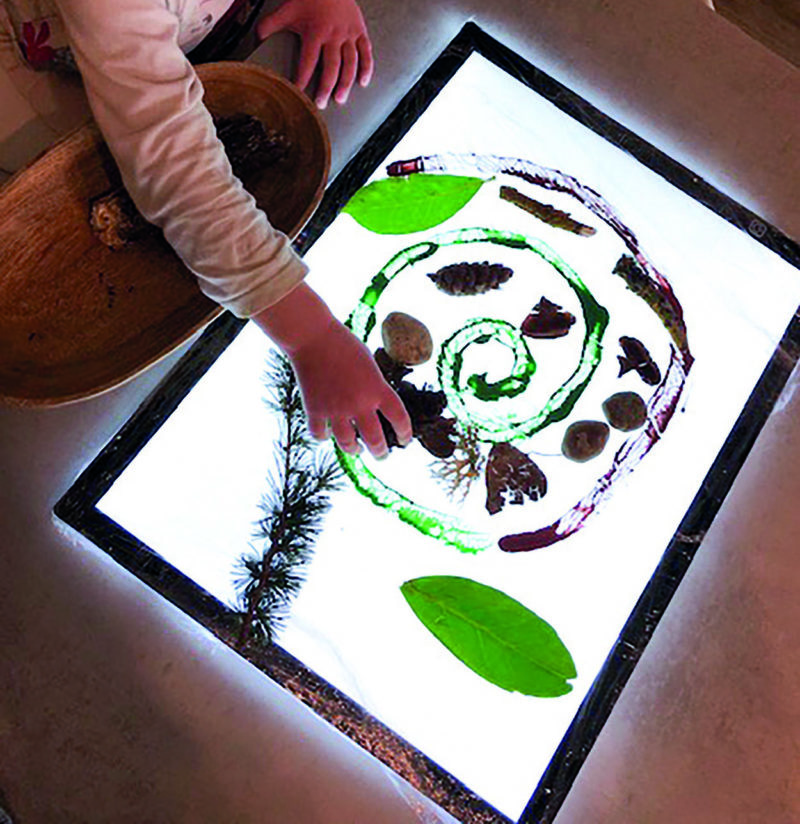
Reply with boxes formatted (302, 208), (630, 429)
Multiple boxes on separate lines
(253, 283), (412, 459)
(255, 0), (374, 109)
(289, 318), (412, 458)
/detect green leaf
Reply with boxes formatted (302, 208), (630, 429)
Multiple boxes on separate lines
(342, 174), (486, 234)
(400, 575), (576, 697)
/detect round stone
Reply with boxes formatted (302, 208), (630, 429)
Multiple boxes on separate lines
(381, 311), (433, 365)
(602, 391), (647, 431)
(562, 420), (610, 462)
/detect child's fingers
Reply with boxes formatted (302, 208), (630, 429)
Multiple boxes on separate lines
(353, 410), (388, 459)
(296, 36), (322, 92)
(331, 417), (361, 455)
(314, 42), (341, 108)
(254, 4), (292, 41)
(380, 391), (413, 446)
(307, 414), (330, 441)
(333, 40), (358, 105)
(355, 33), (373, 87)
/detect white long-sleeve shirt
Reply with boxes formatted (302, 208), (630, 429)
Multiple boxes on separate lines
(56, 0), (309, 318)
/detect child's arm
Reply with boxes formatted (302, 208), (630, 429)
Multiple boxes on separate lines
(253, 283), (412, 458)
(56, 0), (307, 318)
(56, 0), (404, 456)
(255, 0), (373, 109)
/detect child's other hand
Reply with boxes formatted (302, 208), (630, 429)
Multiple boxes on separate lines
(289, 318), (412, 459)
(255, 0), (374, 109)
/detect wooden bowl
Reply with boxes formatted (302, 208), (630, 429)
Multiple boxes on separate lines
(0, 62), (330, 407)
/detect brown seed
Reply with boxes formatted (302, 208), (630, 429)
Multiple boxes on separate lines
(618, 335), (661, 385)
(521, 296), (576, 338)
(562, 420), (610, 462)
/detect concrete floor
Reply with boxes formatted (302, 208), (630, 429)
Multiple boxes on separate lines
(1, 0), (799, 821)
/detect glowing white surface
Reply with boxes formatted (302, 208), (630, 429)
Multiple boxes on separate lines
(98, 55), (800, 819)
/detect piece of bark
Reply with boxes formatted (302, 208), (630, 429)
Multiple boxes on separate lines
(500, 185), (596, 236)
(485, 442), (547, 515)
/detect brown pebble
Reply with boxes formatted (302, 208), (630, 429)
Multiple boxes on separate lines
(602, 391), (647, 431)
(562, 420), (610, 462)
(381, 311), (433, 365)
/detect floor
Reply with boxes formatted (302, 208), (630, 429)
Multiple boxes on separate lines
(713, 0), (800, 67)
(1, 0), (799, 822)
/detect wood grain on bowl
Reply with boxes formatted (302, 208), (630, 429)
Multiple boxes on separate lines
(0, 62), (330, 406)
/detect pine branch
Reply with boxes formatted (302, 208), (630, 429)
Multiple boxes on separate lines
(235, 352), (342, 649)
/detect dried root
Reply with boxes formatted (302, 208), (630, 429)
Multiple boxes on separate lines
(430, 424), (486, 502)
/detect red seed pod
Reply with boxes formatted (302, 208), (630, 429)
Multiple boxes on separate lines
(428, 261), (514, 295)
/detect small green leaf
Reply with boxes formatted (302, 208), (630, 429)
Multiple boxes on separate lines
(343, 174), (486, 234)
(400, 575), (576, 697)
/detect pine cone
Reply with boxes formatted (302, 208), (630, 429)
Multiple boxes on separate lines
(214, 114), (292, 178)
(399, 382), (448, 427)
(374, 348), (412, 388)
(377, 379), (448, 451)
(416, 417), (458, 459)
(428, 262), (513, 295)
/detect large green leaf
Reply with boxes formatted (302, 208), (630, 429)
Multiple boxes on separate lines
(342, 174), (486, 234)
(400, 575), (576, 697)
